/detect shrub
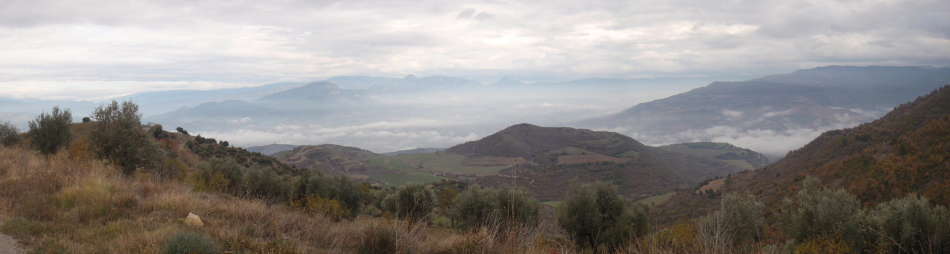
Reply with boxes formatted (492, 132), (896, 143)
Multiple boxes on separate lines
(292, 175), (365, 219)
(721, 193), (765, 244)
(243, 167), (288, 201)
(696, 192), (765, 251)
(176, 127), (189, 135)
(358, 225), (401, 254)
(779, 177), (871, 251)
(869, 195), (950, 253)
(558, 182), (649, 251)
(91, 101), (160, 175)
(385, 185), (435, 224)
(494, 188), (540, 230)
(449, 186), (540, 232)
(28, 106), (72, 155)
(0, 122), (19, 146)
(195, 158), (245, 194)
(162, 231), (220, 254)
(450, 186), (497, 230)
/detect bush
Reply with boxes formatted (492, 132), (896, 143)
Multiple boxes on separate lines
(385, 185), (435, 224)
(28, 106), (72, 155)
(358, 225), (401, 254)
(779, 177), (871, 251)
(869, 195), (950, 253)
(558, 182), (649, 251)
(243, 167), (289, 201)
(176, 127), (189, 135)
(292, 175), (365, 219)
(696, 192), (765, 251)
(195, 158), (245, 194)
(91, 101), (160, 175)
(449, 186), (540, 232)
(449, 186), (497, 230)
(162, 231), (220, 254)
(494, 189), (540, 230)
(0, 122), (19, 147)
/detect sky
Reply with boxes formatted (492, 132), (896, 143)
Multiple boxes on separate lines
(0, 0), (949, 100)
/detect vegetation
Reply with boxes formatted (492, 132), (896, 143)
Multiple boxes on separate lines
(27, 106), (72, 155)
(0, 122), (18, 146)
(162, 231), (220, 254)
(90, 101), (161, 175)
(383, 184), (436, 224)
(558, 183), (649, 251)
(1, 89), (948, 254)
(448, 186), (540, 232)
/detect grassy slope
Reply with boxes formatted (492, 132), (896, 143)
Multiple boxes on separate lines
(0, 146), (563, 253)
(659, 142), (769, 170)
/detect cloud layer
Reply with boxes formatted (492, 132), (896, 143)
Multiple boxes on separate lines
(1, 0), (948, 99)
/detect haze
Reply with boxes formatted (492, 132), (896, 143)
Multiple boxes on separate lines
(2, 0), (950, 156)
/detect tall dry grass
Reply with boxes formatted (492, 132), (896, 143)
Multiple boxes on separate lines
(0, 146), (574, 253)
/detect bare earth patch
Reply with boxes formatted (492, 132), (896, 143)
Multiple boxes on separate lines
(696, 178), (725, 193)
(0, 233), (23, 254)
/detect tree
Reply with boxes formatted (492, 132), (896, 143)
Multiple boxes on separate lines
(384, 185), (435, 224)
(90, 101), (159, 175)
(558, 183), (649, 251)
(697, 192), (766, 249)
(176, 127), (189, 136)
(449, 187), (540, 232)
(779, 177), (872, 251)
(28, 107), (72, 155)
(870, 195), (950, 253)
(0, 122), (19, 147)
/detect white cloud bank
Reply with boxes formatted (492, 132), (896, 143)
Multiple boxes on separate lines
(0, 0), (948, 99)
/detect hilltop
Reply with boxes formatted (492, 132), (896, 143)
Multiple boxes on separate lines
(447, 124), (746, 200)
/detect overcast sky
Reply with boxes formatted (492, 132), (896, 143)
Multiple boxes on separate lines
(1, 0), (949, 100)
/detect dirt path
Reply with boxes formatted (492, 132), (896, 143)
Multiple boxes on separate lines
(0, 233), (22, 254)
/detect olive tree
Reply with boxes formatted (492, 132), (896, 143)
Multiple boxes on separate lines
(0, 122), (19, 147)
(558, 183), (649, 251)
(28, 107), (72, 155)
(90, 101), (159, 175)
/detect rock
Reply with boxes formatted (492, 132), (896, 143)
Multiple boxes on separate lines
(184, 212), (204, 227)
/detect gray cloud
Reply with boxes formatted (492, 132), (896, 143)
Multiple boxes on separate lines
(0, 0), (948, 99)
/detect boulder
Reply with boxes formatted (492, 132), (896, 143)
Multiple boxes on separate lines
(184, 212), (204, 227)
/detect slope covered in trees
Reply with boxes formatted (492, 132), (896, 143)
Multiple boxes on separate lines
(659, 84), (950, 222)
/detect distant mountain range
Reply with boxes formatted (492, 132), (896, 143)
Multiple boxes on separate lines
(580, 66), (950, 156)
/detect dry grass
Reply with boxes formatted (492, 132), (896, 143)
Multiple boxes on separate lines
(0, 146), (776, 254)
(0, 147), (571, 253)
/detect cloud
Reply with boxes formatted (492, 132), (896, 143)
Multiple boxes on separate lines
(200, 119), (481, 153)
(0, 0), (947, 99)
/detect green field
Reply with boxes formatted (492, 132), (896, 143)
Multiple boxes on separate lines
(635, 192), (675, 207)
(368, 152), (510, 176)
(369, 171), (444, 186)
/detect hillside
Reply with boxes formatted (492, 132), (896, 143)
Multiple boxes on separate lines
(259, 81), (363, 102)
(583, 66), (950, 155)
(448, 124), (747, 200)
(276, 144), (378, 177)
(246, 144), (298, 156)
(657, 85), (950, 223)
(660, 142), (770, 170)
